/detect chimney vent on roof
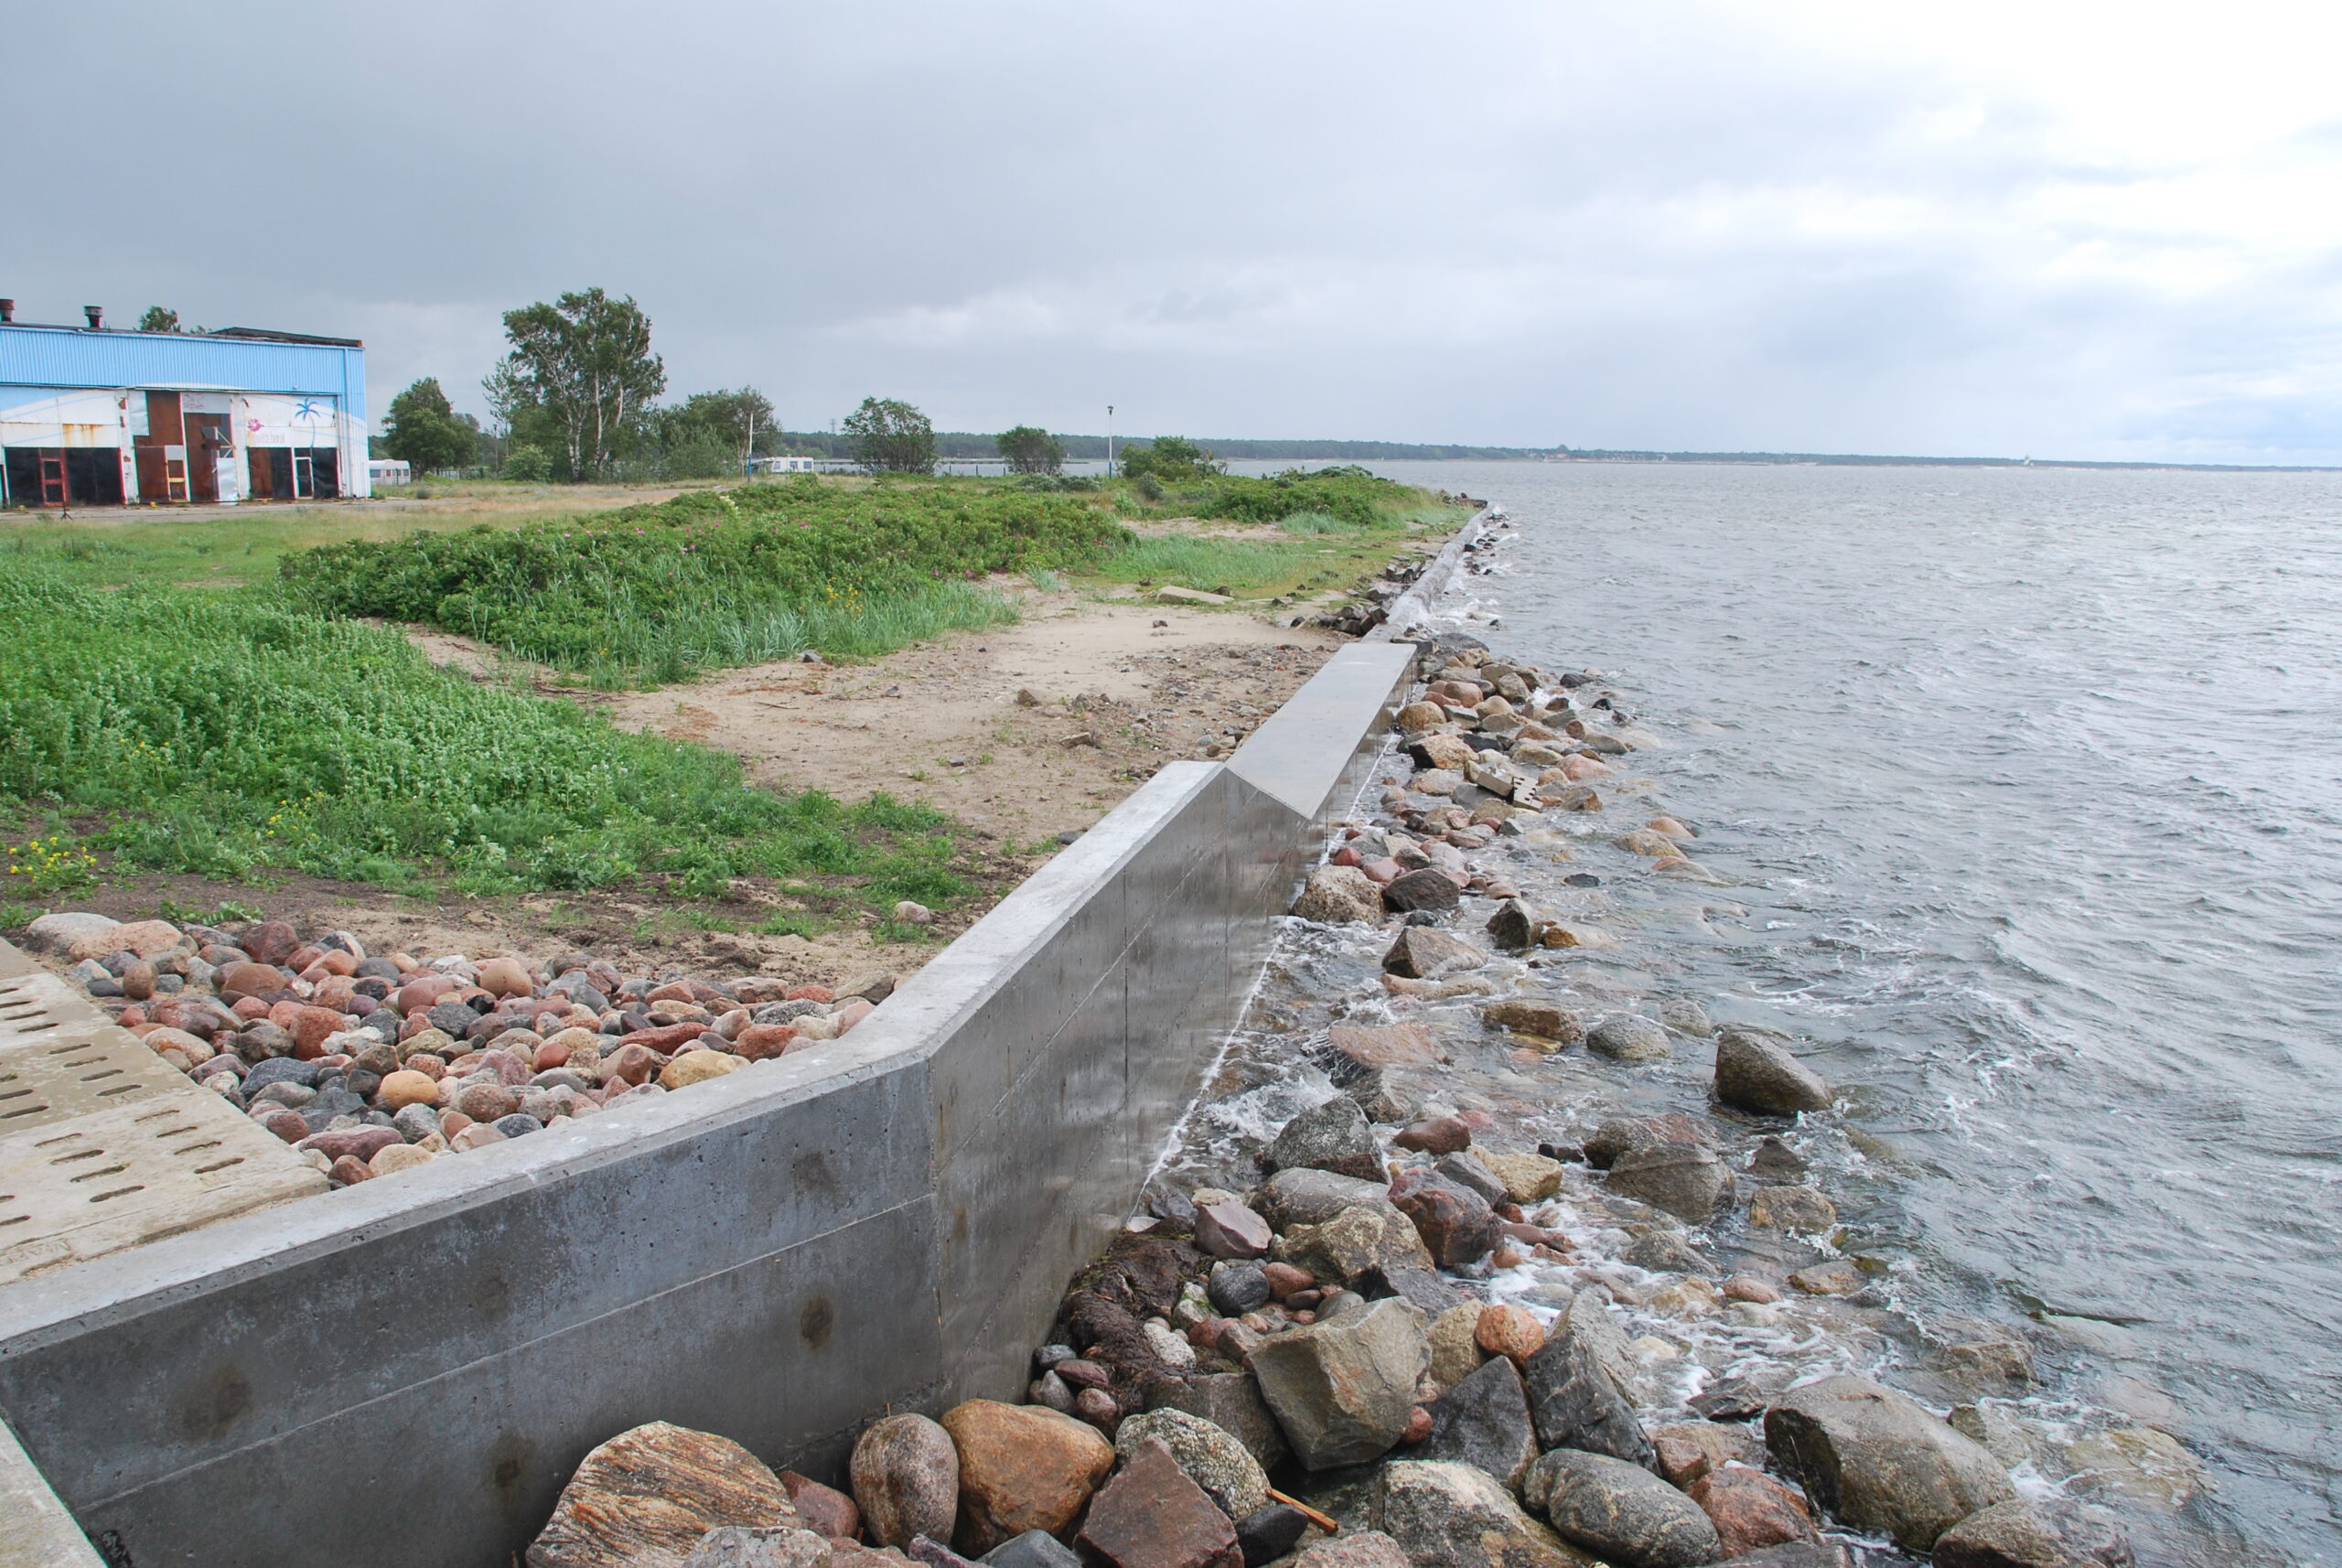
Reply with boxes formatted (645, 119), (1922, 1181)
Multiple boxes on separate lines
(0, 300), (14, 324)
(84, 306), (103, 329)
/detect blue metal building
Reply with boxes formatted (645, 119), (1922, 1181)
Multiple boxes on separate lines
(0, 301), (368, 508)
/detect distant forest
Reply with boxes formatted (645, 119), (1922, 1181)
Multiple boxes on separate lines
(770, 432), (1550, 461)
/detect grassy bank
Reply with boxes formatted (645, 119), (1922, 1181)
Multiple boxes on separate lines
(0, 567), (972, 920)
(282, 479), (1132, 685)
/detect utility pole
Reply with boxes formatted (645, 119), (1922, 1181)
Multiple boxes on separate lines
(1106, 404), (1114, 478)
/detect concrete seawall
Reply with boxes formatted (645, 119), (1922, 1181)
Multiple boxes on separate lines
(0, 521), (1485, 1567)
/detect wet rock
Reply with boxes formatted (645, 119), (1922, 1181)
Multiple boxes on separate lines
(1233, 1504), (1309, 1567)
(1380, 926), (1484, 980)
(1075, 1435), (1241, 1568)
(1378, 1460), (1581, 1568)
(1747, 1136), (1808, 1183)
(1397, 1115), (1473, 1155)
(1749, 1186), (1837, 1232)
(1391, 1170), (1503, 1267)
(1587, 1015), (1671, 1062)
(1250, 1297), (1429, 1469)
(1294, 865), (1385, 925)
(1263, 1096), (1384, 1182)
(1413, 1352), (1539, 1488)
(1688, 1466), (1817, 1556)
(853, 1412), (960, 1549)
(1114, 1407), (1271, 1526)
(1151, 1373), (1291, 1473)
(1258, 1167), (1395, 1230)
(1787, 1261), (1864, 1295)
(1623, 1230), (1712, 1274)
(1479, 1148), (1564, 1204)
(1691, 1376), (1769, 1423)
(1524, 1449), (1724, 1568)
(1763, 1375), (2015, 1550)
(1652, 1423), (1766, 1487)
(1522, 1319), (1653, 1466)
(940, 1400), (1115, 1555)
(1292, 1533), (1411, 1568)
(1605, 1143), (1731, 1219)
(1582, 1112), (1716, 1169)
(980, 1532), (1082, 1568)
(1929, 1498), (2135, 1568)
(1723, 1546), (1850, 1568)
(2058, 1426), (2203, 1510)
(1209, 1260), (1273, 1316)
(526, 1421), (800, 1568)
(1327, 1022), (1451, 1070)
(1194, 1199), (1273, 1259)
(1381, 867), (1464, 914)
(1714, 1027), (1832, 1115)
(1432, 1151), (1505, 1204)
(1660, 997), (1714, 1036)
(1273, 1204), (1434, 1287)
(1482, 997), (1584, 1046)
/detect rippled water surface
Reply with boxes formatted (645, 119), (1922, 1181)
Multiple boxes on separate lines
(1293, 460), (2342, 1563)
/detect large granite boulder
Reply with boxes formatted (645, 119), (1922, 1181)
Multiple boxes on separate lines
(1522, 1323), (1653, 1467)
(1930, 1498), (2136, 1568)
(1263, 1096), (1385, 1182)
(1764, 1376), (2014, 1550)
(1523, 1448), (1724, 1568)
(1714, 1026), (1832, 1115)
(1377, 1461), (1583, 1568)
(528, 1422), (800, 1568)
(1412, 1353), (1540, 1489)
(940, 1400), (1116, 1555)
(1251, 1298), (1429, 1469)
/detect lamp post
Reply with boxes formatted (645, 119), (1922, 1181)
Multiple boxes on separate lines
(1106, 404), (1114, 478)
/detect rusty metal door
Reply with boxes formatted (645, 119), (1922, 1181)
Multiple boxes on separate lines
(37, 452), (65, 507)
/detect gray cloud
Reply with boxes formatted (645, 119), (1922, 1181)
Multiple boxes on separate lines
(6, 0), (2337, 460)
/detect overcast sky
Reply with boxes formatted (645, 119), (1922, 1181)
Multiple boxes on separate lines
(9, 1), (2340, 461)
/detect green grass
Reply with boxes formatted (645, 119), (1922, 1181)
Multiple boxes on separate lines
(280, 478), (1133, 685)
(1094, 536), (1335, 596)
(0, 566), (973, 906)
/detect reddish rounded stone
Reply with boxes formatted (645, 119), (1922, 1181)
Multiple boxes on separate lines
(1072, 1386), (1120, 1435)
(1687, 1466), (1817, 1555)
(219, 962), (286, 998)
(1262, 1262), (1315, 1301)
(600, 1042), (661, 1086)
(786, 984), (834, 1004)
(287, 1005), (349, 1054)
(300, 1126), (403, 1163)
(1476, 1304), (1547, 1365)
(476, 957), (535, 997)
(733, 1024), (800, 1061)
(778, 1470), (858, 1541)
(1394, 1116), (1472, 1155)
(614, 1022), (707, 1054)
(394, 975), (459, 1015)
(1402, 1405), (1434, 1444)
(329, 1155), (373, 1185)
(533, 1041), (571, 1072)
(260, 1110), (307, 1144)
(285, 945), (323, 972)
(454, 1082), (519, 1123)
(834, 998), (874, 1033)
(439, 1111), (474, 1139)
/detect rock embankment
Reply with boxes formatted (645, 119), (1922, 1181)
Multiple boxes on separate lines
(499, 635), (2153, 1568)
(23, 911), (891, 1188)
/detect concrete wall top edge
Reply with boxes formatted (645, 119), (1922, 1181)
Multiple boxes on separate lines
(1224, 643), (1414, 819)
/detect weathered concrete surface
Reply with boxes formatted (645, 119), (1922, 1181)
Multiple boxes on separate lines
(0, 1413), (102, 1568)
(0, 639), (1423, 1567)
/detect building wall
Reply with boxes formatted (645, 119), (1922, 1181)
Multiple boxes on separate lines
(0, 326), (369, 504)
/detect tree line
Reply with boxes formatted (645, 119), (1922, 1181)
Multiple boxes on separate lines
(378, 287), (1101, 485)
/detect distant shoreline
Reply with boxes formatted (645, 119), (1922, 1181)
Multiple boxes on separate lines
(766, 430), (2341, 473)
